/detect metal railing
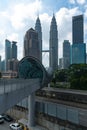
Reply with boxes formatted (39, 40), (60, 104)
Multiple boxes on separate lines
(0, 78), (39, 94)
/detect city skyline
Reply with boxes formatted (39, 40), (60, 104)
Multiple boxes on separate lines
(0, 0), (87, 63)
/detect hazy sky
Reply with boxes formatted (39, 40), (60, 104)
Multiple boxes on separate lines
(0, 0), (87, 66)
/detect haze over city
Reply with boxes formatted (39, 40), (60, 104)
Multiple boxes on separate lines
(0, 0), (87, 61)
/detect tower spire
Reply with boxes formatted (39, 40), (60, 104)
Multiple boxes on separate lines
(49, 15), (58, 70)
(35, 16), (42, 62)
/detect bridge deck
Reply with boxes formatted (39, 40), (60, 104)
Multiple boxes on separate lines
(0, 78), (40, 114)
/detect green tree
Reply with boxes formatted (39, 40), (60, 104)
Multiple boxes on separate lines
(55, 69), (68, 82)
(69, 64), (87, 90)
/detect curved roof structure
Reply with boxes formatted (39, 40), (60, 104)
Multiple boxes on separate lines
(18, 56), (50, 86)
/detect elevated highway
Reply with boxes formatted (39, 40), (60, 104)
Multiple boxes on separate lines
(0, 56), (53, 127)
(0, 78), (40, 114)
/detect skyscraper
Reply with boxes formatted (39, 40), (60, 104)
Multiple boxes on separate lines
(5, 39), (11, 71)
(24, 28), (40, 60)
(72, 43), (86, 64)
(72, 15), (83, 44)
(8, 59), (18, 72)
(72, 14), (86, 64)
(12, 41), (17, 59)
(35, 16), (42, 62)
(63, 40), (71, 68)
(49, 14), (58, 70)
(0, 56), (1, 71)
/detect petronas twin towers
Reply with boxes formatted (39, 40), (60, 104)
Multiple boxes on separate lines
(24, 14), (58, 71)
(35, 14), (58, 70)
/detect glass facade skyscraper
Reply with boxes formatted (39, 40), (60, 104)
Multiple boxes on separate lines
(35, 17), (42, 62)
(5, 39), (11, 71)
(49, 14), (58, 70)
(63, 40), (71, 68)
(72, 15), (86, 64)
(12, 41), (17, 59)
(72, 43), (86, 64)
(5, 39), (18, 72)
(72, 15), (83, 44)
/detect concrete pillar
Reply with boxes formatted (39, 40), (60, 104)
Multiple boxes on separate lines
(28, 92), (35, 127)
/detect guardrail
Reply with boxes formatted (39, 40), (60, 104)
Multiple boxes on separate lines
(0, 78), (40, 94)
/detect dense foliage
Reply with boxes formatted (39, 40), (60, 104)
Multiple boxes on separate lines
(68, 64), (87, 89)
(51, 64), (87, 90)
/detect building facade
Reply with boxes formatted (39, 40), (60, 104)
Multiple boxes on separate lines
(72, 15), (86, 64)
(49, 14), (58, 70)
(35, 16), (42, 62)
(72, 15), (84, 44)
(63, 40), (71, 69)
(0, 56), (1, 71)
(24, 28), (40, 60)
(59, 58), (64, 69)
(5, 39), (18, 72)
(8, 59), (19, 72)
(12, 41), (17, 59)
(72, 43), (86, 64)
(5, 39), (11, 71)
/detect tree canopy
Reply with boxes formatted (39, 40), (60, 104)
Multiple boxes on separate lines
(51, 64), (87, 90)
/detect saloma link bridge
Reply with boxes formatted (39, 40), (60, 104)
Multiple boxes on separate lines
(0, 56), (53, 127)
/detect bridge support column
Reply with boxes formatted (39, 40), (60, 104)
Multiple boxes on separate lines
(28, 92), (35, 127)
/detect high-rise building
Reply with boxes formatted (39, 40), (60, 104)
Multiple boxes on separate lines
(86, 54), (87, 64)
(72, 43), (86, 64)
(8, 59), (19, 72)
(72, 14), (86, 64)
(63, 40), (71, 68)
(72, 15), (83, 44)
(0, 56), (1, 71)
(5, 39), (11, 71)
(1, 60), (5, 72)
(24, 28), (40, 60)
(59, 58), (64, 69)
(12, 41), (17, 59)
(35, 16), (42, 62)
(49, 14), (58, 70)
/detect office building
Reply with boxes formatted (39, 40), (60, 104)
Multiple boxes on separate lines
(24, 28), (40, 60)
(72, 15), (84, 44)
(72, 43), (86, 64)
(0, 56), (1, 71)
(59, 58), (64, 69)
(35, 16), (42, 62)
(5, 39), (11, 71)
(86, 54), (87, 64)
(63, 40), (71, 68)
(8, 59), (19, 72)
(12, 41), (17, 59)
(49, 14), (58, 70)
(72, 14), (86, 64)
(1, 60), (5, 72)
